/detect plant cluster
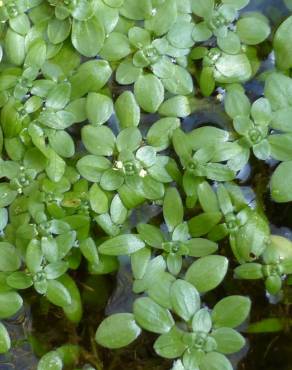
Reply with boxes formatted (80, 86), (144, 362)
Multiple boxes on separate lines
(1, 0), (292, 369)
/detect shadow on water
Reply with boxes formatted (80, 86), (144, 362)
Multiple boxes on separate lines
(5, 0), (292, 369)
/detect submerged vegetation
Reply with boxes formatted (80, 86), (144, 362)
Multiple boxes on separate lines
(1, 0), (292, 369)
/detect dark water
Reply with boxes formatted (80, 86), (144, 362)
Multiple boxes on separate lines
(2, 0), (292, 369)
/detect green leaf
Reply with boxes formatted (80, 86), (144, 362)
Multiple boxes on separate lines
(6, 271), (33, 289)
(115, 91), (140, 129)
(134, 74), (164, 113)
(41, 236), (58, 263)
(89, 183), (108, 214)
(197, 181), (219, 213)
(246, 318), (284, 333)
(100, 169), (124, 191)
(188, 212), (222, 237)
(80, 238), (99, 265)
(133, 297), (174, 334)
(0, 242), (21, 272)
(185, 255), (228, 293)
(236, 13), (270, 45)
(191, 0), (214, 17)
(147, 271), (175, 308)
(46, 82), (71, 110)
(211, 328), (245, 354)
(99, 32), (131, 61)
(48, 130), (75, 158)
(70, 60), (112, 99)
(76, 155), (111, 183)
(170, 279), (200, 321)
(269, 134), (292, 161)
(128, 26), (151, 48)
(9, 13), (30, 35)
(45, 149), (66, 183)
(163, 188), (184, 232)
(131, 247), (151, 280)
(264, 72), (292, 110)
(217, 31), (241, 54)
(81, 125), (115, 156)
(58, 274), (83, 324)
(212, 295), (251, 328)
(158, 96), (191, 118)
(110, 194), (128, 225)
(136, 146), (156, 167)
(26, 239), (43, 274)
(25, 39), (47, 68)
(137, 223), (164, 247)
(44, 261), (69, 280)
(185, 238), (218, 257)
(144, 0), (177, 36)
(234, 263), (263, 280)
(162, 65), (194, 95)
(0, 322), (10, 354)
(225, 84), (251, 119)
(188, 127), (229, 151)
(154, 327), (186, 359)
(0, 291), (23, 319)
(4, 29), (25, 66)
(141, 175), (165, 200)
(86, 92), (113, 125)
(56, 344), (80, 368)
(96, 313), (141, 349)
(271, 161), (292, 202)
(37, 351), (63, 370)
(116, 127), (141, 152)
(46, 279), (72, 308)
(214, 53), (252, 84)
(273, 15), (292, 70)
(200, 352), (232, 370)
(200, 66), (215, 97)
(233, 209), (269, 262)
(192, 22), (213, 42)
(66, 98), (87, 123)
(48, 18), (71, 44)
(167, 21), (195, 49)
(192, 308), (212, 333)
(99, 234), (145, 255)
(147, 118), (180, 151)
(71, 17), (105, 57)
(116, 59), (142, 85)
(222, 0), (249, 9)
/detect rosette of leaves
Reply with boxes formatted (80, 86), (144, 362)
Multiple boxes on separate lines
(116, 26), (194, 98)
(1, 197), (83, 318)
(6, 238), (71, 305)
(235, 235), (292, 295)
(0, 157), (45, 208)
(225, 80), (292, 172)
(188, 182), (270, 263)
(172, 127), (236, 207)
(96, 281), (251, 370)
(77, 126), (173, 208)
(224, 84), (272, 169)
(136, 187), (218, 276)
(191, 0), (270, 52)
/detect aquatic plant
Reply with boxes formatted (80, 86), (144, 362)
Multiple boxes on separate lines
(0, 0), (292, 369)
